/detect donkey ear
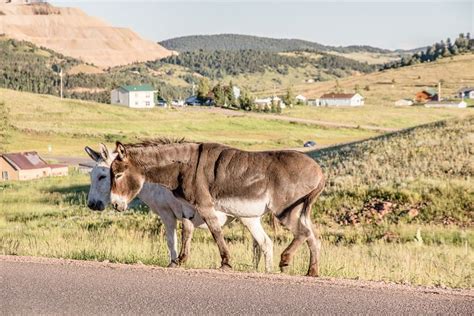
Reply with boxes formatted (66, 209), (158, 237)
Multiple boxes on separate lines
(115, 141), (127, 160)
(99, 143), (110, 162)
(84, 146), (101, 162)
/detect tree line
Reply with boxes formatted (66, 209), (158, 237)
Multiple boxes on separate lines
(159, 34), (390, 54)
(382, 33), (473, 70)
(161, 49), (376, 79)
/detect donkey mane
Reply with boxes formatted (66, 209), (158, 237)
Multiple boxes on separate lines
(124, 137), (188, 149)
(118, 137), (197, 168)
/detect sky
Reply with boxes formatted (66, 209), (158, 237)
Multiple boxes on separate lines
(50, 1), (473, 50)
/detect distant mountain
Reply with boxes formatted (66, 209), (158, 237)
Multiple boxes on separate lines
(0, 2), (173, 68)
(159, 34), (392, 54)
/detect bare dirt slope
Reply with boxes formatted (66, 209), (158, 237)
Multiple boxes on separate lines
(1, 256), (472, 315)
(0, 3), (174, 68)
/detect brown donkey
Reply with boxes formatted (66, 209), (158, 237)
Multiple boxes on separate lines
(110, 140), (325, 276)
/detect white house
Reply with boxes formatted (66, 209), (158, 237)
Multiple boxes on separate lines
(255, 97), (272, 107)
(425, 100), (467, 108)
(254, 96), (286, 109)
(319, 93), (365, 107)
(110, 85), (156, 108)
(458, 87), (474, 99)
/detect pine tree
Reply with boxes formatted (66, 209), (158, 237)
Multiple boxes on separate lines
(282, 86), (294, 106)
(197, 77), (210, 100)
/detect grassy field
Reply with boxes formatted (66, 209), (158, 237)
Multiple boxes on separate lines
(277, 54), (474, 127)
(1, 116), (472, 288)
(1, 88), (376, 156)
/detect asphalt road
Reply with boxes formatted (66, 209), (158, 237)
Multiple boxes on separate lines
(1, 256), (472, 315)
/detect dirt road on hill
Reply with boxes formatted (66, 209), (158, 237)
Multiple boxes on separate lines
(1, 256), (472, 315)
(196, 107), (399, 132)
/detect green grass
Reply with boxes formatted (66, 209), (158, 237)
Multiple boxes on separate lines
(1, 117), (473, 288)
(1, 88), (376, 156)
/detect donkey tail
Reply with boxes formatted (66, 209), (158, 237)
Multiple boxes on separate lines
(301, 176), (325, 219)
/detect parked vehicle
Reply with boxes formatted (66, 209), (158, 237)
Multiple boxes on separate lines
(304, 140), (316, 147)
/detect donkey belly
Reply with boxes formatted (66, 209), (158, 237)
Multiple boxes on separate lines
(215, 196), (268, 218)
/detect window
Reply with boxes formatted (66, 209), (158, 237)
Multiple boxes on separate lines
(145, 101), (150, 106)
(2, 171), (8, 180)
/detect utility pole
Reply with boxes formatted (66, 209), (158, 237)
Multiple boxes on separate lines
(192, 82), (196, 96)
(60, 68), (63, 99)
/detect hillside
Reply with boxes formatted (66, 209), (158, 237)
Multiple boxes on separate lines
(309, 116), (473, 226)
(0, 88), (377, 156)
(0, 37), (190, 102)
(160, 34), (392, 54)
(273, 53), (474, 106)
(0, 2), (174, 68)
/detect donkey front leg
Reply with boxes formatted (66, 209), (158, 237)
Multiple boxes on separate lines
(197, 206), (232, 270)
(240, 217), (273, 273)
(177, 218), (195, 265)
(158, 211), (179, 267)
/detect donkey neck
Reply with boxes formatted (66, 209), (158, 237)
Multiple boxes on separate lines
(127, 142), (200, 190)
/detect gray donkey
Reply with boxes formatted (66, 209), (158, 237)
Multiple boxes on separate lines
(110, 140), (325, 276)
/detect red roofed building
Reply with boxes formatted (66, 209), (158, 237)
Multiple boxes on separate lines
(0, 152), (68, 181)
(319, 93), (365, 106)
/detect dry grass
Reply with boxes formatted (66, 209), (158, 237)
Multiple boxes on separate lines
(327, 51), (403, 65)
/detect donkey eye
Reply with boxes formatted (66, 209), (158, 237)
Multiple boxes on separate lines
(98, 175), (106, 181)
(115, 173), (123, 179)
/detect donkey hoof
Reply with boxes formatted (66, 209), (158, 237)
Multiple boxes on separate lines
(280, 265), (289, 273)
(220, 263), (232, 271)
(306, 267), (319, 277)
(167, 261), (179, 268)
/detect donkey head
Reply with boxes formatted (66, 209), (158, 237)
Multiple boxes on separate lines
(84, 144), (116, 211)
(110, 142), (146, 212)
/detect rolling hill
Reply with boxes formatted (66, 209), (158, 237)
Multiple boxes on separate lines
(160, 33), (392, 54)
(0, 2), (174, 68)
(309, 115), (473, 226)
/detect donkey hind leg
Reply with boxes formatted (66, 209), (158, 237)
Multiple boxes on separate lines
(177, 218), (195, 265)
(198, 207), (232, 270)
(159, 211), (179, 267)
(278, 189), (322, 276)
(240, 217), (273, 273)
(252, 238), (262, 270)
